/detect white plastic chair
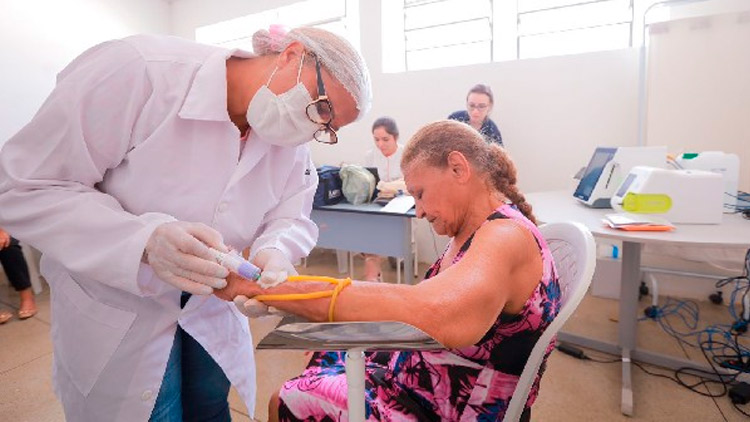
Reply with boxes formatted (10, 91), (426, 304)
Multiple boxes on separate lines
(503, 221), (596, 421)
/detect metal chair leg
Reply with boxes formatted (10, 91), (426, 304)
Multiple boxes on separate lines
(345, 347), (367, 422)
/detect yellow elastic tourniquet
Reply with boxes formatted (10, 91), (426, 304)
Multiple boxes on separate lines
(253, 275), (352, 322)
(327, 278), (351, 322)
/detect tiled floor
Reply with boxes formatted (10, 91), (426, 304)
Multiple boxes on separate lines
(1, 249), (749, 421)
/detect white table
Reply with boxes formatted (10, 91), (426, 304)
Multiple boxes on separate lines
(311, 202), (416, 284)
(526, 190), (750, 416)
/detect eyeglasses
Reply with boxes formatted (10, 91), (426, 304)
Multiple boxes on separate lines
(305, 55), (338, 144)
(467, 103), (489, 111)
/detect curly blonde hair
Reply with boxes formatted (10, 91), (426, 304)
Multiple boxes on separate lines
(402, 120), (536, 224)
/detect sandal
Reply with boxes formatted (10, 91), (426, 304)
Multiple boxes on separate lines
(18, 308), (37, 320)
(0, 310), (12, 324)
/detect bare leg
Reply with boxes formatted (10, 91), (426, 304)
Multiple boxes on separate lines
(0, 309), (12, 324)
(18, 288), (36, 319)
(363, 254), (382, 282)
(268, 390), (280, 422)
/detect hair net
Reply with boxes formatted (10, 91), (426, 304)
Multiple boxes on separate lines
(252, 25), (372, 119)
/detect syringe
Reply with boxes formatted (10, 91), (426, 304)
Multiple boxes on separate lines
(210, 248), (262, 281)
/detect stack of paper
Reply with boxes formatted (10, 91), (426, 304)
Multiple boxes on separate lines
(380, 195), (415, 214)
(603, 213), (675, 231)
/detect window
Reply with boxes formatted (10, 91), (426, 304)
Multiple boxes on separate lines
(383, 0), (671, 71)
(518, 0), (633, 59)
(195, 0), (360, 51)
(403, 0), (493, 71)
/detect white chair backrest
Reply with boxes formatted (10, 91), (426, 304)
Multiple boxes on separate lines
(503, 222), (596, 422)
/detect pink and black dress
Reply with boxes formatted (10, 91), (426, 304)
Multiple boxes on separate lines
(278, 204), (560, 421)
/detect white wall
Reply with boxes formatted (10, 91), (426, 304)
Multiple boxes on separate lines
(170, 0), (641, 263)
(0, 0), (745, 290)
(646, 11), (750, 191)
(171, 0), (303, 41)
(335, 49), (640, 195)
(0, 0), (171, 144)
(638, 9), (750, 300)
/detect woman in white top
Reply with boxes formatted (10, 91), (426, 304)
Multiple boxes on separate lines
(362, 117), (404, 281)
(364, 117), (404, 184)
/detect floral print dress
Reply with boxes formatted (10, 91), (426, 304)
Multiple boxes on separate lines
(277, 204), (560, 421)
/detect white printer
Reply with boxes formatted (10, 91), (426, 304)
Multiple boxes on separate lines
(675, 151), (740, 213)
(610, 166), (724, 224)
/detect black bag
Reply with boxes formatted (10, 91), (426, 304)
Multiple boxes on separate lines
(314, 166), (343, 206)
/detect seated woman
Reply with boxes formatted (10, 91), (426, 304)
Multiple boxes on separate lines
(363, 116), (404, 281)
(448, 83), (503, 146)
(218, 120), (559, 421)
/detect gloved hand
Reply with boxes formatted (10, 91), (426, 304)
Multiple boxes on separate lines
(233, 295), (286, 318)
(233, 248), (297, 318)
(255, 248), (298, 288)
(144, 221), (230, 295)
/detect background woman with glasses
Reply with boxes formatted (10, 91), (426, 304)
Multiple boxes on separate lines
(448, 83), (504, 146)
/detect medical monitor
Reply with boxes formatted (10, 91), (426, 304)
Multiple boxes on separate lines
(573, 145), (668, 208)
(573, 147), (617, 203)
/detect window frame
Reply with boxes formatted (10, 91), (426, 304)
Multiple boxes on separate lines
(195, 0), (360, 52)
(384, 0), (663, 72)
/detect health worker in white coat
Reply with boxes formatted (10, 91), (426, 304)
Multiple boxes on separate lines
(0, 25), (371, 422)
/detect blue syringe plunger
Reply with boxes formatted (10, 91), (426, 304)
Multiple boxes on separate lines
(211, 249), (262, 281)
(236, 260), (262, 281)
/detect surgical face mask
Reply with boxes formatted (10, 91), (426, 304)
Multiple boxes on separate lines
(246, 54), (320, 147)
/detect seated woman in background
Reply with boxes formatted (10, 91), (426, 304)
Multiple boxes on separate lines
(363, 116), (404, 281)
(448, 83), (503, 146)
(219, 120), (559, 421)
(365, 116), (404, 186)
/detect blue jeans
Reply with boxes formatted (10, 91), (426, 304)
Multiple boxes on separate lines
(149, 300), (231, 421)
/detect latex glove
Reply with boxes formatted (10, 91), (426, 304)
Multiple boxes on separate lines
(255, 248), (298, 288)
(233, 248), (297, 318)
(144, 221), (230, 295)
(233, 295), (286, 318)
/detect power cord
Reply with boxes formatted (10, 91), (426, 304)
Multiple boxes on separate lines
(556, 343), (618, 363)
(556, 342), (750, 417)
(562, 249), (750, 416)
(716, 249), (750, 333)
(621, 248), (750, 417)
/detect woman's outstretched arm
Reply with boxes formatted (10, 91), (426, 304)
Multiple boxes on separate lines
(216, 219), (541, 348)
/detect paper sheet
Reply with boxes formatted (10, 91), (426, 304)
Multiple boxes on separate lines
(380, 195), (415, 214)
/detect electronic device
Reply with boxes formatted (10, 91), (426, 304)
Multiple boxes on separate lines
(610, 166), (724, 224)
(573, 146), (667, 208)
(729, 382), (750, 404)
(675, 151), (740, 213)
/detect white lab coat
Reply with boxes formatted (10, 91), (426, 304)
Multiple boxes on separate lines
(364, 144), (404, 182)
(0, 34), (318, 421)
